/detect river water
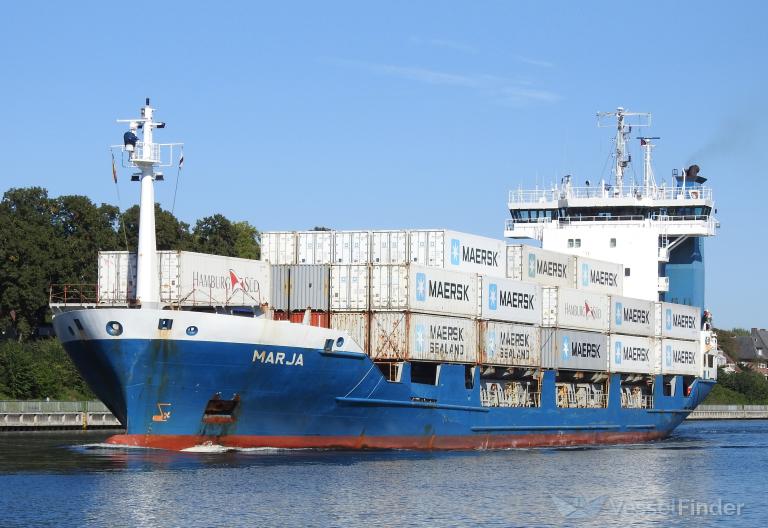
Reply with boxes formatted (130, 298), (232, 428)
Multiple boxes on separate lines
(0, 420), (765, 527)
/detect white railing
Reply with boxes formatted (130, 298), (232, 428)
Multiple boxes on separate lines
(0, 400), (110, 413)
(508, 186), (713, 204)
(621, 393), (654, 409)
(556, 385), (608, 408)
(131, 141), (161, 163)
(480, 386), (540, 408)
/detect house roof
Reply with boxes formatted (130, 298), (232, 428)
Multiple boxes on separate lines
(735, 336), (761, 361)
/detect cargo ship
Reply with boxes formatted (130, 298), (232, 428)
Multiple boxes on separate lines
(50, 100), (720, 450)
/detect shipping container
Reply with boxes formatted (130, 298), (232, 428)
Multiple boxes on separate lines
(408, 230), (445, 268)
(371, 230), (408, 264)
(480, 276), (541, 325)
(610, 296), (655, 337)
(270, 265), (291, 310)
(333, 231), (370, 264)
(609, 334), (657, 374)
(273, 310), (330, 328)
(542, 328), (609, 371)
(658, 302), (701, 341)
(330, 312), (369, 352)
(370, 264), (478, 317)
(507, 245), (576, 288)
(576, 256), (624, 295)
(331, 265), (369, 310)
(261, 231), (297, 264)
(480, 321), (540, 367)
(409, 230), (506, 277)
(297, 231), (333, 264)
(542, 287), (610, 331)
(157, 251), (271, 307)
(289, 265), (330, 310)
(369, 312), (478, 363)
(661, 338), (700, 376)
(97, 251), (137, 303)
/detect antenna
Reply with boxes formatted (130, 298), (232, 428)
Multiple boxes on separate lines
(637, 136), (660, 197)
(597, 107), (651, 194)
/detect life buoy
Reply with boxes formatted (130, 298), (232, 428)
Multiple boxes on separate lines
(690, 190), (699, 199)
(686, 385), (693, 397)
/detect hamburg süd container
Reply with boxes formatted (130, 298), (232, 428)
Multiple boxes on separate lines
(661, 338), (700, 376)
(370, 264), (478, 317)
(542, 287), (610, 332)
(609, 334), (657, 374)
(331, 264), (369, 311)
(368, 312), (477, 363)
(542, 328), (609, 371)
(480, 321), (540, 367)
(97, 251), (137, 303)
(576, 256), (624, 295)
(260, 231), (297, 264)
(658, 302), (701, 341)
(610, 295), (655, 337)
(506, 245), (576, 288)
(479, 276), (541, 325)
(297, 231), (333, 265)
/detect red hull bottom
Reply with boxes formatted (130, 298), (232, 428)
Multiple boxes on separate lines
(106, 431), (668, 451)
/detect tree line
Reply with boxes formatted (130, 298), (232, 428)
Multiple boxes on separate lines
(0, 186), (261, 339)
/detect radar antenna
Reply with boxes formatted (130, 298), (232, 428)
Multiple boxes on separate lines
(597, 107), (651, 194)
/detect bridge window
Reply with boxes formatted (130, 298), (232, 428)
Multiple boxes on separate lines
(625, 268), (631, 277)
(568, 238), (581, 248)
(158, 318), (173, 330)
(610, 238), (617, 248)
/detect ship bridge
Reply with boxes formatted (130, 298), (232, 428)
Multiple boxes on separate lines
(503, 108), (718, 309)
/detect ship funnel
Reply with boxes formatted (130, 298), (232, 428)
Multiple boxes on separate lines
(685, 165), (700, 180)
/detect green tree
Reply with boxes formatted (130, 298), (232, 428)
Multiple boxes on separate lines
(232, 221), (261, 259)
(192, 214), (237, 256)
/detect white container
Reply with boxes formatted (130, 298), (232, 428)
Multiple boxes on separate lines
(333, 231), (370, 264)
(609, 334), (657, 374)
(331, 265), (369, 310)
(542, 287), (610, 332)
(409, 313), (478, 363)
(480, 276), (541, 325)
(507, 245), (575, 288)
(480, 322), (540, 367)
(661, 338), (700, 376)
(369, 312), (477, 362)
(97, 251), (137, 303)
(371, 230), (408, 264)
(659, 302), (701, 341)
(158, 250), (271, 307)
(408, 230), (445, 268)
(410, 230), (506, 277)
(610, 296), (655, 337)
(261, 231), (297, 264)
(542, 329), (609, 371)
(330, 312), (369, 352)
(297, 231), (333, 264)
(371, 264), (478, 317)
(576, 256), (624, 295)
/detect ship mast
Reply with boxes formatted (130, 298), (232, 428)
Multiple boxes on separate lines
(597, 107), (651, 195)
(115, 99), (182, 308)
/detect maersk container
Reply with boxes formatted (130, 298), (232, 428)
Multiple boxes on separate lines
(333, 231), (370, 264)
(371, 230), (408, 264)
(507, 245), (575, 288)
(658, 302), (701, 341)
(661, 338), (700, 376)
(97, 251), (137, 303)
(157, 250), (271, 307)
(609, 334), (657, 374)
(330, 312), (369, 353)
(610, 296), (655, 337)
(542, 287), (610, 332)
(480, 321), (540, 367)
(576, 256), (624, 296)
(261, 231), (297, 264)
(297, 231), (333, 265)
(331, 264), (369, 310)
(370, 264), (478, 317)
(369, 312), (477, 363)
(542, 328), (609, 371)
(409, 230), (506, 277)
(480, 276), (541, 325)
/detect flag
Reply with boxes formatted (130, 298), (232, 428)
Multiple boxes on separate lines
(112, 152), (118, 183)
(179, 152), (184, 169)
(640, 138), (647, 146)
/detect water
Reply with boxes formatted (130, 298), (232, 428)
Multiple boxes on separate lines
(0, 421), (766, 527)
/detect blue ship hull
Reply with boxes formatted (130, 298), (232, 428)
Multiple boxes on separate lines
(56, 312), (714, 450)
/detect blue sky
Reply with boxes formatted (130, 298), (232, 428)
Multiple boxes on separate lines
(1, 1), (766, 329)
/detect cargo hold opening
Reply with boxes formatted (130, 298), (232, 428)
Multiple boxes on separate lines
(410, 362), (440, 385)
(619, 374), (654, 409)
(556, 370), (608, 408)
(480, 367), (540, 407)
(375, 361), (403, 383)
